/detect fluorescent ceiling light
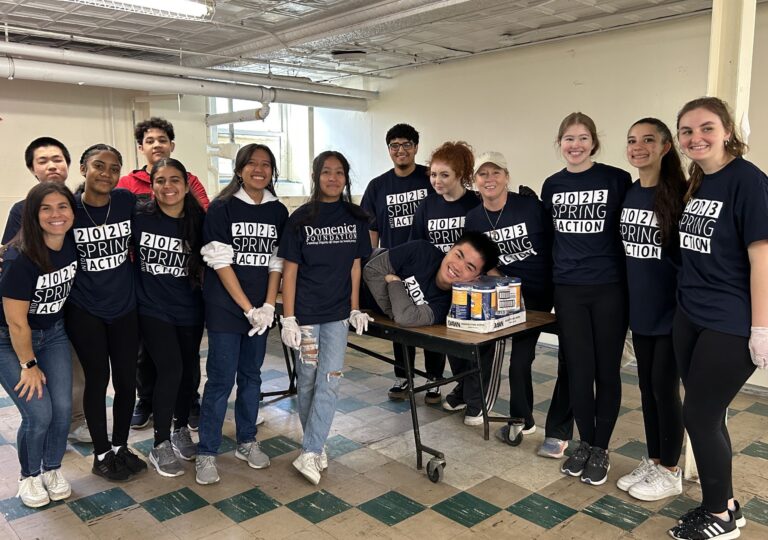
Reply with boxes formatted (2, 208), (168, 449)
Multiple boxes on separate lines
(65, 0), (215, 21)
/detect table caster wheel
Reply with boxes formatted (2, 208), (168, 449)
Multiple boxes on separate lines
(427, 458), (445, 483)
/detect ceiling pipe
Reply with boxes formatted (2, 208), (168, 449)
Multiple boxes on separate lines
(0, 41), (377, 100)
(205, 106), (272, 127)
(0, 58), (368, 111)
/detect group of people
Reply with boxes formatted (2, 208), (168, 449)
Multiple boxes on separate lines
(0, 96), (765, 540)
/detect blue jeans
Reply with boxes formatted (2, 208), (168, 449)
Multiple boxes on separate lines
(0, 321), (72, 477)
(197, 329), (267, 456)
(296, 320), (347, 454)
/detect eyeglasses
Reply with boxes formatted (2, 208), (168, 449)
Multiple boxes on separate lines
(388, 142), (415, 152)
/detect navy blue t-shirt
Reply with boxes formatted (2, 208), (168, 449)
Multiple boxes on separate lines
(0, 237), (77, 330)
(69, 189), (136, 320)
(202, 196), (288, 333)
(621, 182), (679, 335)
(360, 165), (433, 248)
(279, 201), (371, 325)
(133, 209), (204, 327)
(465, 193), (553, 295)
(541, 163), (632, 285)
(388, 240), (451, 324)
(1, 200), (23, 244)
(409, 191), (480, 252)
(678, 158), (768, 337)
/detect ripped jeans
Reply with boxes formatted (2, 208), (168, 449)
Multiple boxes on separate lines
(296, 320), (347, 454)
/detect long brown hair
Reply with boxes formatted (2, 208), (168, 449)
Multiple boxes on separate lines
(676, 97), (747, 202)
(18, 183), (75, 272)
(216, 144), (278, 201)
(629, 118), (687, 248)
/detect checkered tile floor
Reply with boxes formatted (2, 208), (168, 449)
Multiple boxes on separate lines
(1, 332), (767, 539)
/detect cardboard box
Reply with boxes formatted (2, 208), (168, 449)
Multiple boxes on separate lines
(446, 310), (527, 333)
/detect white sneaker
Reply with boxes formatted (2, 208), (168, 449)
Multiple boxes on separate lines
(41, 469), (71, 501)
(293, 451), (322, 485)
(68, 424), (92, 443)
(617, 456), (656, 491)
(629, 465), (682, 501)
(318, 446), (328, 471)
(17, 476), (50, 508)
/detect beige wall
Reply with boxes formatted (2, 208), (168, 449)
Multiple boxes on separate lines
(0, 85), (210, 224)
(0, 80), (137, 219)
(361, 8), (767, 192)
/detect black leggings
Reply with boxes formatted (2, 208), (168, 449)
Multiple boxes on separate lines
(507, 291), (573, 440)
(673, 309), (755, 513)
(554, 283), (627, 449)
(139, 316), (204, 446)
(394, 346), (445, 380)
(65, 304), (139, 455)
(631, 333), (683, 467)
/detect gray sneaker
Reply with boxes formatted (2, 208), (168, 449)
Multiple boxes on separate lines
(235, 441), (270, 469)
(171, 427), (197, 461)
(195, 455), (220, 485)
(149, 441), (185, 478)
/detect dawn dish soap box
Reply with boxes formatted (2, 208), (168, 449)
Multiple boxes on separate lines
(446, 276), (526, 333)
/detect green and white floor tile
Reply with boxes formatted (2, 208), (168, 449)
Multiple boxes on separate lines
(0, 331), (767, 538)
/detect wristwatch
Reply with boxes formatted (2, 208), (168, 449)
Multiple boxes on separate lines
(20, 358), (37, 370)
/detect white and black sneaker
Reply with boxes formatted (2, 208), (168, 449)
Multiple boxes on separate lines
(581, 446), (610, 486)
(669, 509), (740, 539)
(678, 502), (746, 529)
(387, 379), (409, 400)
(560, 440), (591, 476)
(442, 390), (467, 411)
(424, 378), (442, 405)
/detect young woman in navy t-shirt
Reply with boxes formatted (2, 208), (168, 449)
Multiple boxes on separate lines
(541, 113), (632, 486)
(667, 97), (768, 540)
(409, 141), (480, 405)
(196, 144), (288, 486)
(65, 145), (146, 482)
(465, 151), (573, 453)
(132, 158), (205, 477)
(0, 183), (77, 508)
(616, 119), (686, 502)
(279, 151), (371, 485)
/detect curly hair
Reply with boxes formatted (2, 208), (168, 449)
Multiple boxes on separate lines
(428, 141), (475, 188)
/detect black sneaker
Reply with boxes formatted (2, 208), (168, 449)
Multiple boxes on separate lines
(496, 424), (524, 446)
(188, 399), (200, 432)
(92, 450), (131, 481)
(442, 390), (467, 411)
(388, 379), (409, 400)
(561, 440), (591, 476)
(116, 446), (147, 475)
(130, 400), (152, 429)
(679, 502), (746, 529)
(581, 446), (610, 485)
(424, 378), (442, 405)
(669, 509), (739, 539)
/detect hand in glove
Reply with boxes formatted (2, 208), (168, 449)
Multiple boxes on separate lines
(244, 303), (275, 336)
(750, 326), (768, 369)
(348, 310), (374, 336)
(281, 316), (302, 349)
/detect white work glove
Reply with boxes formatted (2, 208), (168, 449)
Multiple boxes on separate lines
(348, 310), (374, 336)
(244, 303), (275, 336)
(749, 326), (768, 369)
(280, 316), (302, 349)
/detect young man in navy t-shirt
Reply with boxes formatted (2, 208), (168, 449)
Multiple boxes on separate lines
(1, 137), (91, 445)
(363, 232), (499, 326)
(360, 124), (439, 400)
